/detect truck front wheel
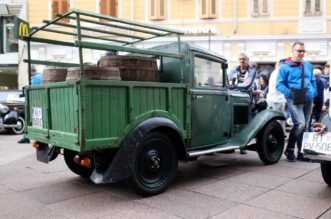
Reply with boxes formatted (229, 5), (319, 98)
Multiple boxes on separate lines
(126, 132), (178, 197)
(321, 161), (331, 186)
(257, 120), (284, 165)
(64, 149), (94, 178)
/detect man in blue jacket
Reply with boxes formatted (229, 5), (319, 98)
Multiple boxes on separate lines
(276, 41), (317, 162)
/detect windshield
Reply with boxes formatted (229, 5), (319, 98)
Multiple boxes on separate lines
(0, 91), (22, 103)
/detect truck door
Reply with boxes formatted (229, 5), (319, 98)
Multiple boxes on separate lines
(190, 55), (230, 148)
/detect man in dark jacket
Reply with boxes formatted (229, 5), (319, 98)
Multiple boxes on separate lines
(312, 69), (324, 122)
(276, 41), (317, 162)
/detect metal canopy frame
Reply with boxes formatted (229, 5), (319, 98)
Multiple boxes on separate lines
(24, 8), (184, 84)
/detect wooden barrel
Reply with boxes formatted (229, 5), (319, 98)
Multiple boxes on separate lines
(99, 56), (158, 69)
(98, 56), (159, 82)
(42, 66), (67, 83)
(66, 66), (121, 81)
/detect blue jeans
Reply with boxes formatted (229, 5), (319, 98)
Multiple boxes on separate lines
(286, 99), (313, 154)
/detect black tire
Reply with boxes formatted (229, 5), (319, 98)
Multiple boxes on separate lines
(63, 149), (94, 178)
(321, 161), (331, 186)
(126, 132), (178, 197)
(257, 120), (285, 165)
(12, 117), (25, 134)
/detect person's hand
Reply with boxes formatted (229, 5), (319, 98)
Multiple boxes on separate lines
(322, 105), (328, 111)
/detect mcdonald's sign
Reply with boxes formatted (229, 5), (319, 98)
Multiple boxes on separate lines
(14, 17), (30, 40)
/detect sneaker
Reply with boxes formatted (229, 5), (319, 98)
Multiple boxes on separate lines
(240, 149), (247, 154)
(284, 150), (296, 162)
(18, 138), (30, 144)
(297, 153), (311, 162)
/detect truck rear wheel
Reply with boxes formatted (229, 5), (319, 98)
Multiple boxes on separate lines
(64, 149), (94, 178)
(257, 120), (284, 165)
(321, 161), (331, 186)
(126, 132), (178, 197)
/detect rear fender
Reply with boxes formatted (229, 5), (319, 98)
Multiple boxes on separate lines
(90, 117), (186, 184)
(228, 109), (285, 148)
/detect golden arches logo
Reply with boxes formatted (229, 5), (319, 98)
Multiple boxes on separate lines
(19, 22), (29, 37)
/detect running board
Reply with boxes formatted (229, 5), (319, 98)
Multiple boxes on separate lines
(188, 146), (240, 157)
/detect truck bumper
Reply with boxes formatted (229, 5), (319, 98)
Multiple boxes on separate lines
(303, 149), (331, 162)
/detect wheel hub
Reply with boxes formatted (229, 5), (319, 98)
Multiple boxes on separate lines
(145, 150), (161, 173)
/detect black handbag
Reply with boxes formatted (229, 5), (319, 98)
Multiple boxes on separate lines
(291, 65), (307, 105)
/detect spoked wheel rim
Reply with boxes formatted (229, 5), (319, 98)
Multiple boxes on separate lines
(137, 141), (173, 188)
(13, 117), (25, 134)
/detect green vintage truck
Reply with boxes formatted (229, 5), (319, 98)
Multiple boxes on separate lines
(21, 9), (285, 196)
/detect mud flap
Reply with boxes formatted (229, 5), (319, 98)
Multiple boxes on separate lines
(36, 144), (58, 163)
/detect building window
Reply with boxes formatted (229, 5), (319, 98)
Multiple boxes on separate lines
(252, 0), (269, 17)
(150, 0), (166, 20)
(304, 0), (322, 16)
(51, 0), (70, 22)
(1, 17), (18, 53)
(200, 0), (217, 19)
(99, 0), (118, 20)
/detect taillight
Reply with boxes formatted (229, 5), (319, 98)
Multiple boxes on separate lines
(80, 158), (91, 167)
(32, 141), (39, 148)
(73, 155), (91, 167)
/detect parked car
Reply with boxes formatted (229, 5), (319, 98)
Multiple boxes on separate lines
(303, 112), (331, 186)
(0, 90), (25, 134)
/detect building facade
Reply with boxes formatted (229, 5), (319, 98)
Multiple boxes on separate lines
(21, 0), (331, 87)
(0, 0), (25, 90)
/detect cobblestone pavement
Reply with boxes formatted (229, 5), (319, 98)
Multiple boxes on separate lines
(0, 131), (330, 218)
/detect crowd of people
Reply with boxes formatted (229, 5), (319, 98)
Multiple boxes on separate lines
(229, 41), (330, 162)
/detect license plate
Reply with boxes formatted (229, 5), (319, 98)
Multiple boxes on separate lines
(32, 107), (43, 128)
(302, 132), (331, 155)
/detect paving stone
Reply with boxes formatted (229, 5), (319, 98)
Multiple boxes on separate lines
(179, 159), (246, 180)
(247, 190), (331, 218)
(0, 193), (44, 218)
(276, 179), (331, 200)
(319, 208), (331, 219)
(48, 192), (178, 218)
(299, 169), (326, 184)
(0, 184), (14, 196)
(277, 159), (320, 170)
(23, 181), (102, 204)
(250, 164), (311, 179)
(137, 188), (237, 218)
(226, 172), (291, 189)
(0, 167), (74, 191)
(99, 204), (181, 219)
(211, 204), (297, 219)
(190, 179), (268, 203)
(15, 154), (69, 174)
(172, 171), (220, 189)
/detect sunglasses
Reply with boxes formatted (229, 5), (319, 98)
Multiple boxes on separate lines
(295, 49), (306, 53)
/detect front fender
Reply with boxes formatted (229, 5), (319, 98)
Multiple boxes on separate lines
(90, 117), (185, 184)
(227, 109), (285, 148)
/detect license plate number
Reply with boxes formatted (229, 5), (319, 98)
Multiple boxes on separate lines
(302, 132), (331, 155)
(32, 107), (43, 128)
